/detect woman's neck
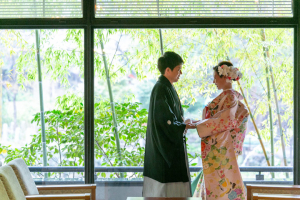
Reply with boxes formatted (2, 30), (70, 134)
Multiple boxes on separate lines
(222, 85), (232, 91)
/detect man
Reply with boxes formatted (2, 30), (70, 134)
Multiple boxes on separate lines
(143, 51), (195, 197)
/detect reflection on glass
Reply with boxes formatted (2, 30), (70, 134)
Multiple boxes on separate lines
(0, 29), (84, 182)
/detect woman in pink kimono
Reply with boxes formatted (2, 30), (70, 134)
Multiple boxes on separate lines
(192, 61), (249, 200)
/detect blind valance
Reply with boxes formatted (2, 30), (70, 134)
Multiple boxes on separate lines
(0, 0), (82, 18)
(95, 0), (293, 18)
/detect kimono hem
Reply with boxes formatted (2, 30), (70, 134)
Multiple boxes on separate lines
(143, 138), (192, 197)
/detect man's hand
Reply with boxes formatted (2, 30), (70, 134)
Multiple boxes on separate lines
(184, 118), (192, 124)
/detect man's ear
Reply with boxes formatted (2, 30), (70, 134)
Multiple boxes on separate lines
(165, 67), (171, 74)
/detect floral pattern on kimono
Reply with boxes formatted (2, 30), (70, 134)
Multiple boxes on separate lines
(193, 89), (249, 200)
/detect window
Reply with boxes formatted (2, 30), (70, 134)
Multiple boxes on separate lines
(0, 29), (84, 182)
(0, 1), (299, 199)
(93, 28), (294, 199)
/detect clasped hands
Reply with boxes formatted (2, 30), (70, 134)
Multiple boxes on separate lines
(184, 118), (199, 130)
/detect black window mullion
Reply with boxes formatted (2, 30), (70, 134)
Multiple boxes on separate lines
(84, 0), (95, 184)
(0, 17), (298, 29)
(0, 18), (86, 29)
(0, 18), (298, 29)
(91, 17), (297, 29)
(293, 25), (299, 185)
(293, 0), (300, 186)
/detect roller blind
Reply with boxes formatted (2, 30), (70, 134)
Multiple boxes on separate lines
(95, 0), (293, 18)
(0, 0), (82, 18)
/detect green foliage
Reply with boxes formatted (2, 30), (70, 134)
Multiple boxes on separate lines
(94, 98), (148, 178)
(3, 30), (84, 89)
(1, 94), (148, 178)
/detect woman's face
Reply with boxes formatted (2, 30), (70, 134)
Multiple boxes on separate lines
(213, 71), (227, 90)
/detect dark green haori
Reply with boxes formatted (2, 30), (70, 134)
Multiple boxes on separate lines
(143, 75), (189, 183)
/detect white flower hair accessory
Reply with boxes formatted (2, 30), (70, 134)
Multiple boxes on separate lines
(217, 64), (242, 83)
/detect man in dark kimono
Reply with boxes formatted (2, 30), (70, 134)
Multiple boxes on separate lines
(143, 51), (195, 197)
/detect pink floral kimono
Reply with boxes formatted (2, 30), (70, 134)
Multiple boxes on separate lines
(193, 89), (249, 200)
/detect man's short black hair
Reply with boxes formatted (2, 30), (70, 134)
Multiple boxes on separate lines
(157, 51), (184, 74)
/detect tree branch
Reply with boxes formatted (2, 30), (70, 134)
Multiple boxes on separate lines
(95, 140), (120, 178)
(109, 34), (123, 72)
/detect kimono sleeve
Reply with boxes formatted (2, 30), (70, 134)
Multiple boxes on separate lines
(152, 86), (186, 167)
(196, 92), (238, 138)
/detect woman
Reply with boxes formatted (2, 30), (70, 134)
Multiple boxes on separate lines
(192, 61), (249, 200)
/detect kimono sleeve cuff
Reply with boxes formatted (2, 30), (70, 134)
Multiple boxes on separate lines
(183, 123), (187, 134)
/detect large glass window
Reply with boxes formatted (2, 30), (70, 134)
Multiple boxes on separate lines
(0, 26), (295, 199)
(0, 29), (84, 183)
(94, 28), (294, 199)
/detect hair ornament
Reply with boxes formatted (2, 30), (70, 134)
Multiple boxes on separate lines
(218, 64), (242, 83)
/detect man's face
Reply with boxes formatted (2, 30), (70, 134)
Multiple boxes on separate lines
(166, 64), (183, 83)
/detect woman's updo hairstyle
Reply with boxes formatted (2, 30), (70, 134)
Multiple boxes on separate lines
(157, 51), (184, 74)
(213, 61), (233, 78)
(213, 61), (242, 81)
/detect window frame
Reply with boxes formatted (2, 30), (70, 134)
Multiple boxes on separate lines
(0, 0), (299, 185)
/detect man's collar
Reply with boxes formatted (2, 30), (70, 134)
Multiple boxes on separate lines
(158, 75), (173, 88)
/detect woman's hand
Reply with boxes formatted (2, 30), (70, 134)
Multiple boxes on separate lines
(185, 118), (200, 124)
(185, 123), (196, 129)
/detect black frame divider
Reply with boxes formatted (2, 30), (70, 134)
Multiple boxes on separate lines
(83, 0), (95, 184)
(293, 0), (300, 186)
